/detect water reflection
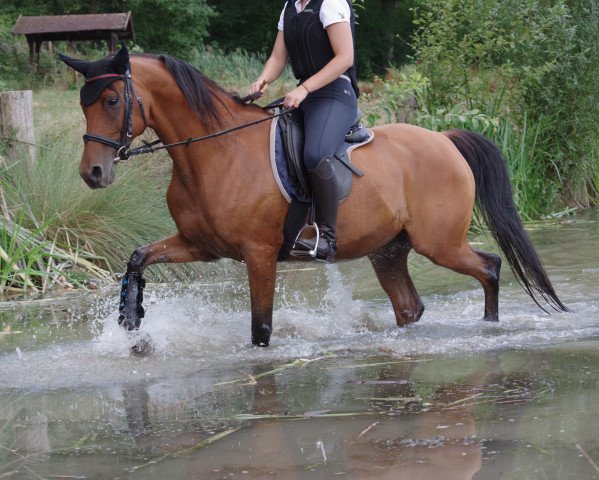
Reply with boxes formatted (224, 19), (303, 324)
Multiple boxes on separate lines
(2, 346), (598, 479)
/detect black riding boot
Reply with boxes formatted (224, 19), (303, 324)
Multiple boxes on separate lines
(294, 155), (338, 263)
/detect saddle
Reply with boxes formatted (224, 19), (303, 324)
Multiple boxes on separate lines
(277, 107), (371, 202)
(269, 104), (374, 260)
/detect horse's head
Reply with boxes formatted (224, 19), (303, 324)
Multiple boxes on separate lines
(60, 44), (147, 188)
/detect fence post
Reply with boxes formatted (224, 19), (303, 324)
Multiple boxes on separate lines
(0, 90), (36, 166)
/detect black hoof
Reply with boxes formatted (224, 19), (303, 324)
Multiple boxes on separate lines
(483, 315), (499, 322)
(131, 333), (155, 356)
(118, 313), (141, 331)
(252, 324), (272, 347)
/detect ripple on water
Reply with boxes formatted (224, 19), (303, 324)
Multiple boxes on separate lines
(1, 260), (597, 391)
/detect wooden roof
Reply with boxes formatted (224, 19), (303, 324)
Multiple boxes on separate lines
(13, 12), (133, 42)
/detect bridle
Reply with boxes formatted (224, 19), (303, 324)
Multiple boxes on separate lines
(82, 67), (289, 164)
(82, 69), (148, 163)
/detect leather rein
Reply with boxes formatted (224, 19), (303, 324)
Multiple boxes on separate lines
(82, 69), (288, 164)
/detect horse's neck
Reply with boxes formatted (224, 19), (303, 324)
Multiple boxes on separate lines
(148, 85), (265, 175)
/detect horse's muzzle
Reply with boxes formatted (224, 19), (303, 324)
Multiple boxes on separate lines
(81, 164), (115, 188)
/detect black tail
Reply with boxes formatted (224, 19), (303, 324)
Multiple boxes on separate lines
(444, 129), (568, 313)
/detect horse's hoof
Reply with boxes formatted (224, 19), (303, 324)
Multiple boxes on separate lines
(119, 313), (141, 331)
(483, 315), (499, 322)
(131, 333), (155, 356)
(252, 324), (272, 347)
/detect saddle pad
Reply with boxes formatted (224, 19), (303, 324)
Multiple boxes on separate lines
(269, 115), (374, 204)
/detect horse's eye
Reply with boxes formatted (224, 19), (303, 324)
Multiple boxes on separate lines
(107, 96), (119, 106)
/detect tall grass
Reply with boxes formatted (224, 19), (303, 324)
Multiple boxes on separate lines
(191, 46), (297, 101)
(0, 90), (203, 292)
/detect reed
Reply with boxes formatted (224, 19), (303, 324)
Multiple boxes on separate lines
(0, 90), (203, 295)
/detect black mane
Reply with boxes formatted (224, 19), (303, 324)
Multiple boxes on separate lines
(135, 53), (253, 129)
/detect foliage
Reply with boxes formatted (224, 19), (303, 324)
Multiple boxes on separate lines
(129, 0), (216, 61)
(205, 0), (418, 77)
(205, 0), (282, 55)
(360, 66), (428, 125)
(411, 0), (599, 207)
(0, 90), (206, 287)
(352, 0), (419, 77)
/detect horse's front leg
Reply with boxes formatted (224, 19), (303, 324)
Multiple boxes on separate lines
(244, 246), (279, 347)
(119, 233), (208, 330)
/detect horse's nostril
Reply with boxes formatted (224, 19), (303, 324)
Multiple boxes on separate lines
(90, 166), (103, 181)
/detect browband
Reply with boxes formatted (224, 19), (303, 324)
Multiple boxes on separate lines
(85, 73), (124, 83)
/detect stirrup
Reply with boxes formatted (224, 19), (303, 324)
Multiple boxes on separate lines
(290, 222), (320, 258)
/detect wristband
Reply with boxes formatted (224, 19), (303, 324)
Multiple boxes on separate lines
(301, 84), (311, 94)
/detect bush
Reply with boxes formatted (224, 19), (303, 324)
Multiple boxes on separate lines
(412, 0), (599, 209)
(0, 90), (200, 284)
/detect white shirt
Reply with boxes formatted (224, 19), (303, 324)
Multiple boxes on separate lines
(278, 0), (351, 31)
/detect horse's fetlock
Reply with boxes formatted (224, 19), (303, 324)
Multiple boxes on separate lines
(252, 323), (272, 347)
(128, 249), (147, 270)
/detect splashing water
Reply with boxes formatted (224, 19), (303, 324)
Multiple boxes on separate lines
(1, 213), (598, 391)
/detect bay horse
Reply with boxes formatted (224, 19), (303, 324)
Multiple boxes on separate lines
(61, 46), (567, 347)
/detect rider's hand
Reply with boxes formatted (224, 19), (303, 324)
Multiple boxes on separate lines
(283, 85), (309, 109)
(249, 79), (269, 99)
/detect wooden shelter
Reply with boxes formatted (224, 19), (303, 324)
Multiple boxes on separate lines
(13, 12), (134, 63)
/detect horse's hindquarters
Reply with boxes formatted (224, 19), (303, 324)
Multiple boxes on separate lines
(334, 123), (476, 260)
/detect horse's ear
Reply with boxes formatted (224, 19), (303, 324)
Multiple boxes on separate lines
(110, 42), (130, 71)
(59, 53), (90, 76)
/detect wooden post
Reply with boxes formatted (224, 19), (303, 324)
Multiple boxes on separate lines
(35, 40), (42, 65)
(0, 90), (36, 166)
(109, 32), (118, 53)
(27, 38), (35, 65)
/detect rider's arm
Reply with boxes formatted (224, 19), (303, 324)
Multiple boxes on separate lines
(250, 32), (288, 97)
(301, 22), (354, 93)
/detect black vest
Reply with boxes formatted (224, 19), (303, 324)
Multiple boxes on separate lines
(283, 0), (360, 98)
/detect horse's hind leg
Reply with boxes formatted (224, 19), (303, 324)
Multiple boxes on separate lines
(475, 250), (501, 321)
(416, 240), (501, 322)
(119, 234), (209, 331)
(368, 232), (425, 326)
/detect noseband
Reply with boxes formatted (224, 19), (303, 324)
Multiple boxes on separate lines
(82, 70), (148, 163)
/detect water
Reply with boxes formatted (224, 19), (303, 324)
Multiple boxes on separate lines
(1, 211), (598, 479)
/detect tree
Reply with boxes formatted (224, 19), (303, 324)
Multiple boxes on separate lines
(130, 0), (215, 59)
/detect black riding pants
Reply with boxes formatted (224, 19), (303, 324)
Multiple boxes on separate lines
(298, 77), (358, 170)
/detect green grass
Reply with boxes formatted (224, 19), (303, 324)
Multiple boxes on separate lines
(192, 46), (297, 102)
(0, 90), (202, 294)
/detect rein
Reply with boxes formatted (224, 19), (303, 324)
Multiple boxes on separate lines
(123, 103), (288, 161)
(82, 69), (288, 164)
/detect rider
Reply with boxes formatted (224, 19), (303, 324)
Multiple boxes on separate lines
(250, 0), (359, 263)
